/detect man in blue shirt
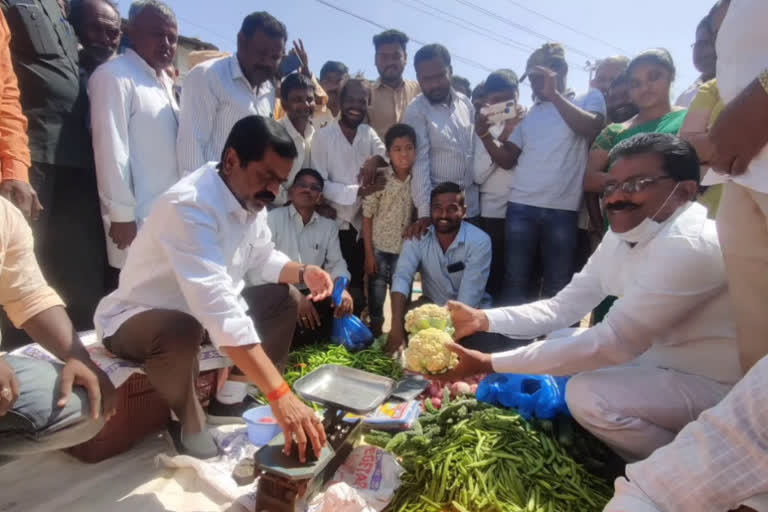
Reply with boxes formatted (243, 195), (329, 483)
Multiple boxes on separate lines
(387, 182), (511, 353)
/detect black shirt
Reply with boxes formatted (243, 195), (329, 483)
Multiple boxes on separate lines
(2, 0), (92, 168)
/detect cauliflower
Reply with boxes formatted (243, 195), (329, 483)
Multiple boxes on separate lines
(404, 328), (459, 374)
(404, 304), (455, 335)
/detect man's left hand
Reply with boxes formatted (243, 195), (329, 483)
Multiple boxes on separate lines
(334, 289), (354, 318)
(58, 357), (116, 420)
(710, 77), (768, 176)
(530, 66), (558, 101)
(304, 265), (333, 302)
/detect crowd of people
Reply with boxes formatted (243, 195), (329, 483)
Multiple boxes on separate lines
(0, 0), (767, 509)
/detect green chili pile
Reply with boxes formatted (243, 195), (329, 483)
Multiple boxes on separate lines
(282, 342), (404, 386)
(367, 393), (614, 512)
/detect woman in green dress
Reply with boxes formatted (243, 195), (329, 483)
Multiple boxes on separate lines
(583, 48), (688, 322)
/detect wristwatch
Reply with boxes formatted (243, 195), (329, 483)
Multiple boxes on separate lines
(298, 264), (307, 285)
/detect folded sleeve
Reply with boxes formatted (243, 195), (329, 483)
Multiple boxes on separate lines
(154, 201), (260, 348)
(0, 199), (64, 328)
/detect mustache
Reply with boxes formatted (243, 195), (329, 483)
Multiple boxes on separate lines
(605, 201), (640, 211)
(254, 190), (275, 202)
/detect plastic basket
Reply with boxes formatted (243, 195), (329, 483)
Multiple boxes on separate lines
(66, 370), (217, 463)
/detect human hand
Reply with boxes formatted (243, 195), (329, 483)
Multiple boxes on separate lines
(298, 294), (321, 330)
(403, 217), (431, 240)
(58, 357), (117, 420)
(501, 105), (525, 138)
(358, 171), (387, 198)
(364, 252), (379, 276)
(293, 39), (311, 78)
(475, 106), (492, 138)
(530, 66), (558, 101)
(432, 343), (493, 382)
(710, 78), (768, 176)
(334, 289), (354, 318)
(316, 201), (337, 220)
(0, 179), (43, 221)
(0, 358), (19, 417)
(304, 265), (333, 302)
(385, 328), (407, 355)
(109, 221), (137, 250)
(446, 300), (489, 341)
(270, 391), (327, 462)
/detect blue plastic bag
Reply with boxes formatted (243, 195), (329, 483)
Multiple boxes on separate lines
(476, 373), (571, 420)
(330, 277), (374, 351)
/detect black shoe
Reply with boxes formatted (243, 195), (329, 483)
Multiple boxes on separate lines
(207, 395), (259, 425)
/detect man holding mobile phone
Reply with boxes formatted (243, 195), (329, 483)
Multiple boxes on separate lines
(386, 182), (512, 355)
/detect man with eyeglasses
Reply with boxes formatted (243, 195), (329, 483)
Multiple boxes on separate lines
(434, 133), (742, 462)
(248, 168), (354, 347)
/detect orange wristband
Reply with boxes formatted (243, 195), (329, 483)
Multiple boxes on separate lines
(266, 381), (291, 402)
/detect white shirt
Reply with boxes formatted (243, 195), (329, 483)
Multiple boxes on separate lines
(88, 49), (181, 268)
(606, 353), (768, 512)
(311, 120), (385, 231)
(715, 0), (768, 193)
(674, 77), (704, 108)
(405, 91), (478, 218)
(486, 203), (742, 385)
(273, 116), (314, 206)
(247, 204), (349, 286)
(176, 54), (276, 175)
(473, 124), (513, 219)
(94, 163), (290, 349)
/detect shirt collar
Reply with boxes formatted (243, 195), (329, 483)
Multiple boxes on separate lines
(230, 54), (274, 94)
(288, 203), (318, 226)
(427, 221), (467, 251)
(207, 163), (255, 222)
(534, 88), (576, 104)
(279, 115), (314, 140)
(125, 48), (165, 82)
(373, 78), (405, 91)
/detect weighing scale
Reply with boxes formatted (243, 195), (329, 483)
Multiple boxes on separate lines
(251, 365), (396, 512)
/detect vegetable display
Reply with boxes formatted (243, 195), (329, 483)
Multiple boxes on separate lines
(404, 328), (458, 375)
(404, 304), (455, 335)
(366, 392), (614, 512)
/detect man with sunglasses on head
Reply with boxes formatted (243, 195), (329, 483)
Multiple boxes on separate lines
(436, 133), (742, 462)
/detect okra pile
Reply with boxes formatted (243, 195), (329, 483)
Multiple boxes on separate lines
(367, 394), (614, 512)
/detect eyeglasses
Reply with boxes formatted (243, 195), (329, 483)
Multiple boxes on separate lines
(601, 176), (674, 198)
(293, 181), (323, 192)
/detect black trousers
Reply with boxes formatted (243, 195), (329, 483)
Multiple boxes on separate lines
(338, 226), (366, 317)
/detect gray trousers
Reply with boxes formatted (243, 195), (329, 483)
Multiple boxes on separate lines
(103, 284), (299, 433)
(0, 356), (104, 456)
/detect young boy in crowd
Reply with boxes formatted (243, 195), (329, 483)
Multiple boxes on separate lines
(362, 124), (417, 336)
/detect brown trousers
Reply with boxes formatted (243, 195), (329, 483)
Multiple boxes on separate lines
(104, 284), (299, 432)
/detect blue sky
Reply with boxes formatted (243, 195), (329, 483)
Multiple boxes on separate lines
(121, 0), (710, 102)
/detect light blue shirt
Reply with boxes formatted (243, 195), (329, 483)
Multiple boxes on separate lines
(508, 89), (606, 211)
(404, 91), (478, 218)
(392, 222), (492, 308)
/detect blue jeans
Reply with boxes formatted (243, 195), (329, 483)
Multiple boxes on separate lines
(502, 202), (579, 306)
(0, 356), (104, 456)
(367, 250), (399, 335)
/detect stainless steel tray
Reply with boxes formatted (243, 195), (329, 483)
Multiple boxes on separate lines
(293, 365), (395, 414)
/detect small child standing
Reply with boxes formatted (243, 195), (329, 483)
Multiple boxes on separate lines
(363, 124), (417, 336)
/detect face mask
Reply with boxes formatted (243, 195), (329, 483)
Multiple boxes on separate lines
(612, 183), (680, 245)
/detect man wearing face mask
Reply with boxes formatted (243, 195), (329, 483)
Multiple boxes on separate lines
(95, 116), (332, 461)
(434, 133), (742, 462)
(177, 11), (287, 175)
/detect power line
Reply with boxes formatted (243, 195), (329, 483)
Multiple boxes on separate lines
(452, 0), (599, 61)
(501, 0), (628, 54)
(314, 0), (494, 73)
(394, 0), (532, 54)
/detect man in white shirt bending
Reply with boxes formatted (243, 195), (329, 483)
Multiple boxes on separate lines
(176, 11), (286, 175)
(89, 0), (180, 271)
(94, 116), (332, 461)
(436, 133), (742, 462)
(311, 78), (387, 315)
(273, 73), (315, 206)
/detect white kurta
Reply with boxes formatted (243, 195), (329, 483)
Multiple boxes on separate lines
(89, 49), (181, 268)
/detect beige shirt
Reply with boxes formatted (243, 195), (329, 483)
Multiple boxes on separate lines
(0, 197), (63, 333)
(368, 79), (421, 139)
(362, 170), (413, 254)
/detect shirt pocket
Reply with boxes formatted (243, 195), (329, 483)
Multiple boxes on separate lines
(4, 1), (60, 57)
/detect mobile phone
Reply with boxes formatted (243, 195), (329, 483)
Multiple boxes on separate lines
(447, 261), (466, 273)
(481, 100), (518, 125)
(279, 53), (302, 77)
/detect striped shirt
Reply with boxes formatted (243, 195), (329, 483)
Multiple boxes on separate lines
(605, 353), (768, 512)
(404, 91), (478, 218)
(176, 54), (275, 175)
